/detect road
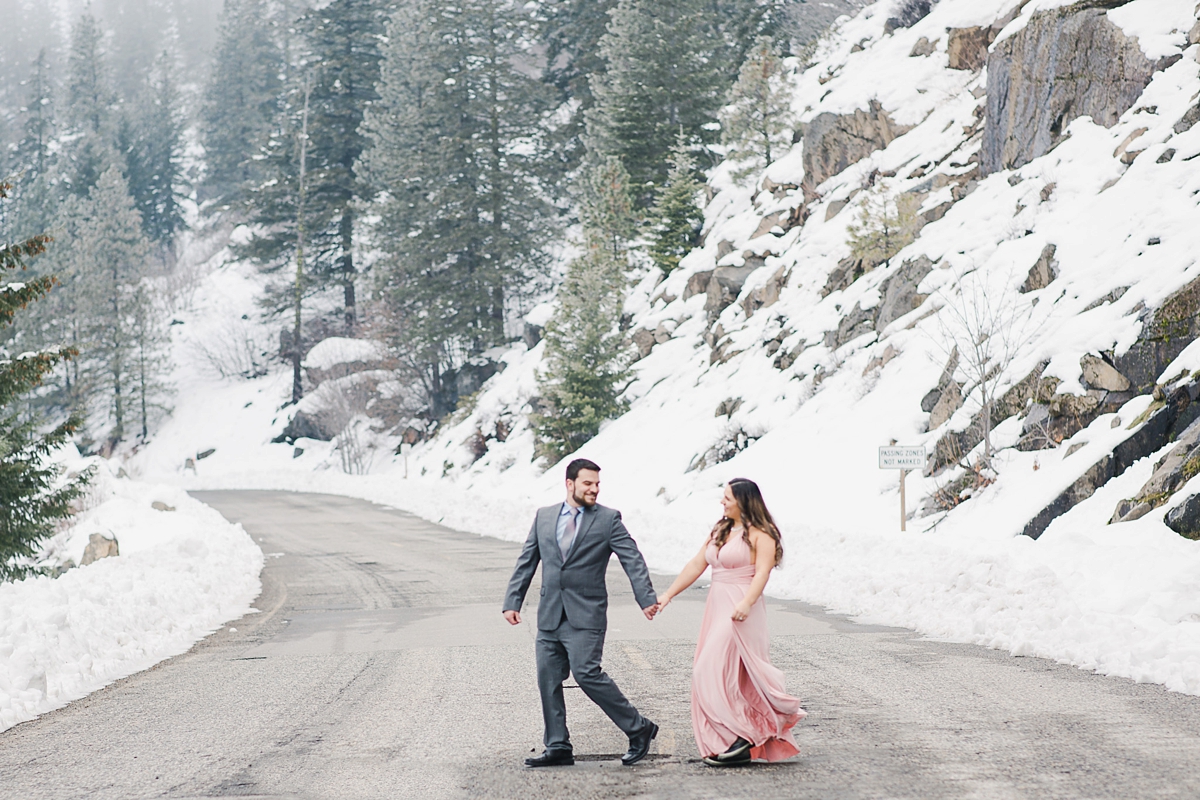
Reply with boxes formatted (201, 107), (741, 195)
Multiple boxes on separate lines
(4, 490), (1200, 799)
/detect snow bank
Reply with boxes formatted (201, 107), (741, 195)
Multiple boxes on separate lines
(0, 459), (263, 732)
(303, 336), (386, 370)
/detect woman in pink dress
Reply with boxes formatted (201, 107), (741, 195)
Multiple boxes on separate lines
(655, 478), (805, 766)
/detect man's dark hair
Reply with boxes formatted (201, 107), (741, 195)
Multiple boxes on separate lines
(566, 458), (601, 481)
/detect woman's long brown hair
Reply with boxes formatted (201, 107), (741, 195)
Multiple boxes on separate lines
(710, 478), (783, 567)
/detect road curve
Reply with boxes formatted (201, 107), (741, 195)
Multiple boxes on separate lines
(3, 490), (1200, 799)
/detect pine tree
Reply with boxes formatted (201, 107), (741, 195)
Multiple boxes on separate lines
(130, 282), (172, 440)
(74, 166), (155, 448)
(243, 0), (391, 332)
(17, 50), (55, 181)
(200, 0), (283, 209)
(721, 35), (794, 180)
(5, 51), (60, 243)
(0, 180), (89, 582)
(582, 155), (638, 263)
(539, 0), (619, 173)
(122, 49), (188, 249)
(647, 136), (703, 274)
(533, 157), (634, 462)
(585, 0), (728, 205)
(63, 13), (121, 198)
(846, 180), (921, 269)
(360, 0), (558, 417)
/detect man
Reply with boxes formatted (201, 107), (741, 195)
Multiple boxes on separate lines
(503, 458), (660, 767)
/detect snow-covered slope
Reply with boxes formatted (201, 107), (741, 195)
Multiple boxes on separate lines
(130, 0), (1200, 695)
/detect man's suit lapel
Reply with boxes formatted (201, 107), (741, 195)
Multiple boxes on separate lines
(540, 506), (564, 565)
(563, 506), (597, 564)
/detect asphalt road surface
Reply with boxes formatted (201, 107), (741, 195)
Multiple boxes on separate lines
(4, 490), (1200, 799)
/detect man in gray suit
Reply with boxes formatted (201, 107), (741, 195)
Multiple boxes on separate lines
(503, 458), (660, 767)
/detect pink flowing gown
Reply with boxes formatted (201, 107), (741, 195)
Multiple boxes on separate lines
(691, 533), (805, 761)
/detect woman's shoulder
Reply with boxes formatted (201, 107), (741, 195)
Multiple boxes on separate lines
(746, 525), (775, 545)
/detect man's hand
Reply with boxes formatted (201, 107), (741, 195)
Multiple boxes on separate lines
(642, 604), (658, 621)
(503, 610), (521, 626)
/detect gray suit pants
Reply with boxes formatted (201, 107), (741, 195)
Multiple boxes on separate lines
(536, 612), (649, 753)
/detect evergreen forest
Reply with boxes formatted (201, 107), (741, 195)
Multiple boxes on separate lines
(0, 0), (862, 464)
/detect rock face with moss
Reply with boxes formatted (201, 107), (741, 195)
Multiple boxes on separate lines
(1114, 274), (1200, 391)
(1112, 416), (1200, 523)
(982, 1), (1160, 175)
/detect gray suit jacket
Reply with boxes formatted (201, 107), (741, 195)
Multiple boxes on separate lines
(503, 503), (657, 631)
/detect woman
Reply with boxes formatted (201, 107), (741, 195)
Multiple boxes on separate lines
(655, 478), (805, 766)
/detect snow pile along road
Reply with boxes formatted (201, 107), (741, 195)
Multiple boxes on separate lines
(0, 461), (263, 731)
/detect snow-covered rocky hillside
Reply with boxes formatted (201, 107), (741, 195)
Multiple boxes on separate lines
(131, 0), (1200, 693)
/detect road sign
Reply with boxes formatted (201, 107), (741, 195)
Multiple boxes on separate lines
(879, 446), (925, 470)
(879, 446), (925, 531)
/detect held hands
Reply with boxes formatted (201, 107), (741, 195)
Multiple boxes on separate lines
(645, 595), (673, 619)
(731, 600), (752, 622)
(503, 610), (521, 626)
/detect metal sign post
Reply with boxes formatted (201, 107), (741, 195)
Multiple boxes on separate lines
(879, 446), (926, 531)
(401, 443), (412, 478)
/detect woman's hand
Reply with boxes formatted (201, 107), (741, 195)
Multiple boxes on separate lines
(731, 599), (751, 622)
(656, 594), (674, 614)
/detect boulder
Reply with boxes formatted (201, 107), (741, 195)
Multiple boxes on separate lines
(1081, 354), (1131, 391)
(683, 270), (715, 301)
(929, 381), (963, 428)
(874, 256), (934, 331)
(750, 212), (783, 239)
(81, 534), (119, 566)
(921, 348), (960, 412)
(303, 337), (386, 384)
(151, 501), (176, 512)
(862, 344), (899, 376)
(742, 267), (789, 319)
(1176, 104), (1200, 135)
(273, 409), (335, 444)
(884, 0), (932, 35)
(1023, 456), (1116, 539)
(802, 100), (911, 190)
(1019, 245), (1059, 293)
(1166, 494), (1200, 538)
(523, 321), (544, 349)
(653, 320), (676, 344)
(705, 264), (758, 321)
(824, 303), (875, 349)
(947, 26), (996, 71)
(982, 3), (1159, 175)
(632, 328), (656, 360)
(1113, 274), (1200, 391)
(821, 255), (869, 297)
(910, 36), (938, 57)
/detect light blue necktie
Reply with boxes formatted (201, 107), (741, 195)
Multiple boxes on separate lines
(559, 507), (579, 560)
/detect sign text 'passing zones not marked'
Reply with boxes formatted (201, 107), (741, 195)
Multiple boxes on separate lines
(879, 446), (926, 470)
(879, 445), (925, 531)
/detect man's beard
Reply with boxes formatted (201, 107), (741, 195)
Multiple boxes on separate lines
(573, 487), (598, 508)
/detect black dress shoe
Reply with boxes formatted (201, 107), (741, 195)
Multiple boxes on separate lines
(621, 721), (658, 765)
(703, 750), (751, 767)
(525, 750), (574, 767)
(716, 737), (751, 761)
